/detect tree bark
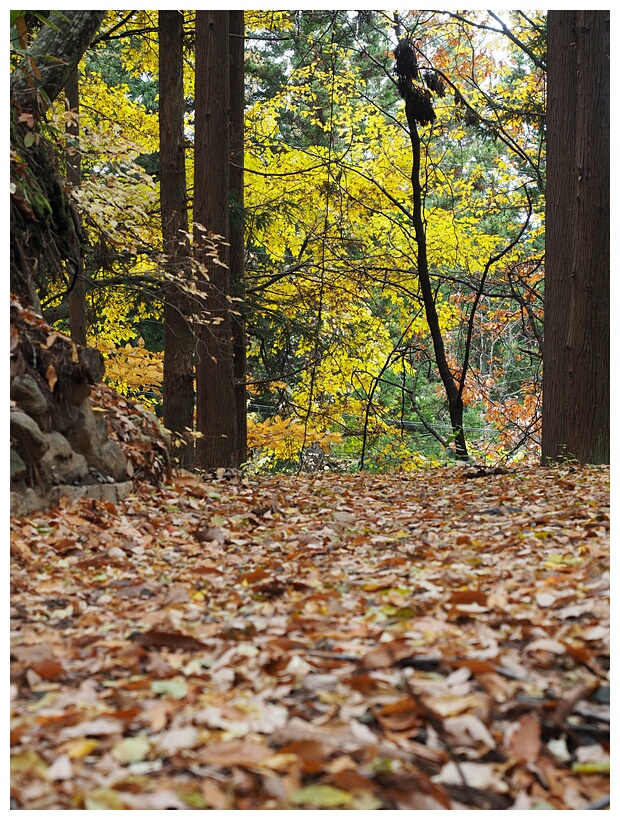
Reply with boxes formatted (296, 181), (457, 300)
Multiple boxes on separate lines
(229, 10), (248, 466)
(159, 10), (195, 466)
(11, 11), (106, 118)
(10, 11), (104, 312)
(65, 67), (87, 347)
(406, 104), (468, 460)
(542, 11), (609, 464)
(194, 11), (238, 468)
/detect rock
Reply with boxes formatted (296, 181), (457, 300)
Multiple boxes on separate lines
(10, 409), (50, 461)
(70, 382), (92, 407)
(10, 349), (27, 380)
(64, 402), (102, 461)
(79, 347), (105, 384)
(10, 448), (27, 482)
(101, 439), (129, 481)
(10, 480), (134, 517)
(10, 374), (48, 424)
(50, 398), (81, 432)
(40, 431), (90, 485)
(65, 403), (128, 481)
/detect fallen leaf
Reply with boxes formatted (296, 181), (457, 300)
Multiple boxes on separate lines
(438, 760), (509, 792)
(506, 712), (541, 764)
(290, 784), (353, 807)
(46, 754), (72, 781)
(111, 735), (151, 764)
(151, 677), (188, 700)
(130, 629), (209, 651)
(197, 738), (272, 767)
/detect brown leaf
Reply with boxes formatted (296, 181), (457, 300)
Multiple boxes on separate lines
(449, 590), (488, 606)
(360, 640), (415, 670)
(506, 712), (541, 764)
(376, 697), (420, 731)
(30, 658), (65, 680)
(197, 738), (272, 767)
(279, 739), (329, 773)
(194, 525), (229, 544)
(202, 779), (230, 809)
(129, 629), (209, 651)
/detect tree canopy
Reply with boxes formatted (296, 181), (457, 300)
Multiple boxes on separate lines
(9, 9), (608, 470)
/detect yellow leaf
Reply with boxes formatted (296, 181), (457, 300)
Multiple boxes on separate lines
(84, 787), (126, 810)
(65, 738), (101, 759)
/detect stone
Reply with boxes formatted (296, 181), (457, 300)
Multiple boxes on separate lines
(64, 403), (127, 480)
(70, 382), (92, 407)
(10, 480), (134, 517)
(10, 374), (48, 422)
(50, 398), (81, 432)
(40, 432), (90, 485)
(101, 439), (128, 482)
(65, 402), (102, 462)
(79, 347), (105, 384)
(10, 448), (27, 482)
(10, 410), (50, 462)
(10, 349), (27, 380)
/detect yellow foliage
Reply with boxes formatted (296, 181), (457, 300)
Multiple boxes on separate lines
(99, 340), (163, 408)
(248, 414), (343, 466)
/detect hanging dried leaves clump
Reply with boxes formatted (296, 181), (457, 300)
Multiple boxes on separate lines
(454, 88), (481, 126)
(424, 70), (446, 97)
(394, 39), (436, 126)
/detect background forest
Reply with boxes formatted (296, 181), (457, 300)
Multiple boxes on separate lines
(8, 10), (562, 472)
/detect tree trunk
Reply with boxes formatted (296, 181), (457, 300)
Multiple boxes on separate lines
(407, 102), (468, 460)
(159, 10), (195, 466)
(229, 10), (248, 466)
(11, 10), (106, 118)
(65, 67), (87, 347)
(194, 11), (238, 468)
(542, 11), (609, 465)
(11, 10), (105, 312)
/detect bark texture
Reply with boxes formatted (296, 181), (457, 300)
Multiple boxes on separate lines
(159, 10), (195, 466)
(229, 10), (248, 466)
(542, 11), (610, 464)
(194, 11), (238, 468)
(405, 97), (468, 460)
(11, 11), (106, 118)
(10, 11), (105, 310)
(65, 68), (87, 347)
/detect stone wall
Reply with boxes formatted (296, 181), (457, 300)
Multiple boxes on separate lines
(10, 297), (135, 516)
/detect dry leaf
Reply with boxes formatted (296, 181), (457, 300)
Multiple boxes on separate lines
(45, 363), (58, 391)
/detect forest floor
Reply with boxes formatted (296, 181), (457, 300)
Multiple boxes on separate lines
(10, 463), (610, 810)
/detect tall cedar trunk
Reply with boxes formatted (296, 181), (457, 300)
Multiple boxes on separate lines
(542, 11), (610, 464)
(229, 10), (248, 466)
(159, 10), (195, 466)
(194, 11), (238, 468)
(407, 106), (468, 460)
(65, 67), (87, 347)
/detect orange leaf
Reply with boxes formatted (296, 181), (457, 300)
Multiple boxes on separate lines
(46, 363), (58, 391)
(360, 640), (414, 670)
(506, 712), (541, 764)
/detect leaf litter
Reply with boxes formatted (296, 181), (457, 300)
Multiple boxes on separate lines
(10, 464), (609, 810)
